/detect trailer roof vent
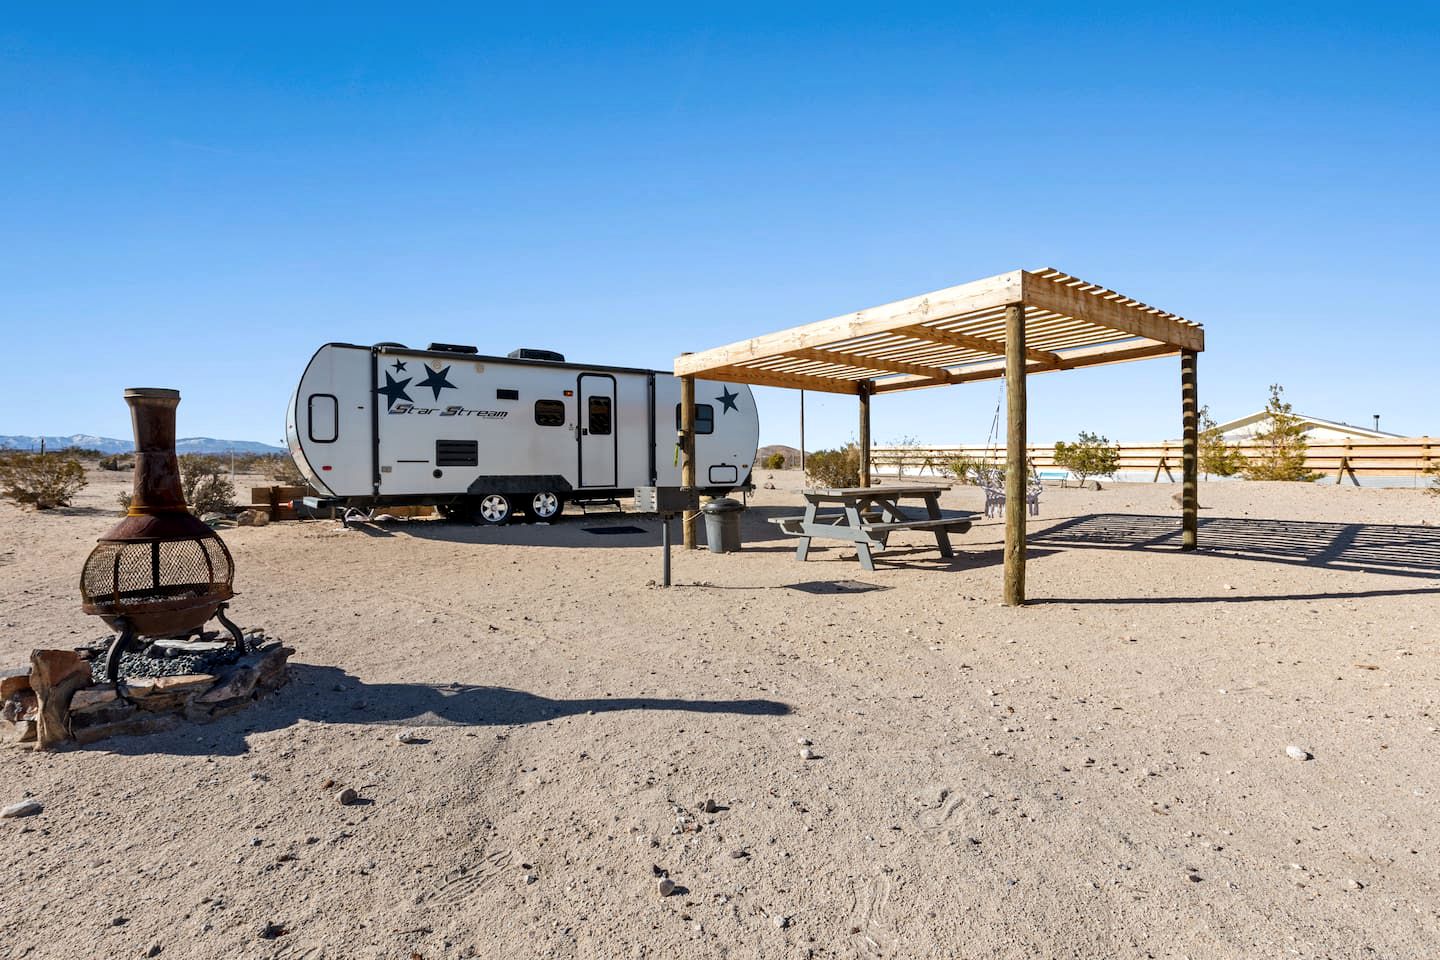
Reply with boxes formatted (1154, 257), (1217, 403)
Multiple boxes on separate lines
(428, 342), (479, 354)
(508, 348), (566, 362)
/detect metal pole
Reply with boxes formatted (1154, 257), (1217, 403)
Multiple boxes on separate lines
(858, 382), (871, 487)
(661, 513), (672, 586)
(799, 390), (806, 473)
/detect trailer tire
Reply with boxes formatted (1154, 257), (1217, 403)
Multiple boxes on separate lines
(525, 491), (563, 523)
(475, 493), (514, 525)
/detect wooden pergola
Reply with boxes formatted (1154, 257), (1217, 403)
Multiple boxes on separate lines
(673, 268), (1205, 604)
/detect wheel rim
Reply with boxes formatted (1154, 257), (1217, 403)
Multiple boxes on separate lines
(480, 495), (509, 522)
(531, 492), (559, 518)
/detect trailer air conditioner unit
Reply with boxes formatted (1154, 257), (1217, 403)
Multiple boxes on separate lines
(508, 348), (566, 362)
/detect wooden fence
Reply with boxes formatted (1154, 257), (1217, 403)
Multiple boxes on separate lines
(871, 437), (1440, 485)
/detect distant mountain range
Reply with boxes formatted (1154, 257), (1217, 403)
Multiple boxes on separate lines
(0, 434), (286, 455)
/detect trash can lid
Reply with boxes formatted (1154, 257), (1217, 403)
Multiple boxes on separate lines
(701, 497), (745, 514)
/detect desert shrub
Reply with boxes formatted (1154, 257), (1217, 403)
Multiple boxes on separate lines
(117, 490), (132, 513)
(805, 444), (861, 488)
(1425, 461), (1439, 498)
(179, 454), (236, 515)
(762, 452), (786, 470)
(1198, 405), (1244, 478)
(97, 454), (131, 471)
(268, 454), (305, 484)
(0, 453), (88, 509)
(1053, 432), (1120, 487)
(945, 454), (985, 485)
(1243, 385), (1318, 482)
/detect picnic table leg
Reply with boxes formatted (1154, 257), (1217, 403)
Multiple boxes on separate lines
(794, 500), (817, 562)
(870, 497), (901, 548)
(876, 497), (906, 523)
(923, 494), (955, 557)
(844, 503), (878, 570)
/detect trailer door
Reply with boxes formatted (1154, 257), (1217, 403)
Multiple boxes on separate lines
(577, 373), (617, 488)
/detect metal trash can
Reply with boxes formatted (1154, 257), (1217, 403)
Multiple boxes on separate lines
(701, 497), (744, 553)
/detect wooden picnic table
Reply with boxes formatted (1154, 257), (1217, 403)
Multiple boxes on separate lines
(768, 484), (973, 571)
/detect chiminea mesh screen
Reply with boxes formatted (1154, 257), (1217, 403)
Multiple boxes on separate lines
(81, 536), (234, 612)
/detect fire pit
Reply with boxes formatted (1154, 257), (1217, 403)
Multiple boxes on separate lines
(0, 387), (295, 749)
(80, 388), (245, 691)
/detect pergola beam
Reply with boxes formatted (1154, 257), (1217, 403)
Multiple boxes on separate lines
(709, 364), (862, 395)
(871, 341), (1179, 393)
(784, 347), (957, 382)
(893, 324), (1063, 367)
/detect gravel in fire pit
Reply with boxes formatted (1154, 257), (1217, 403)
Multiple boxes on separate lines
(84, 631), (271, 682)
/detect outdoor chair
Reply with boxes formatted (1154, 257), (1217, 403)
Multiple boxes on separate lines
(979, 467), (1042, 518)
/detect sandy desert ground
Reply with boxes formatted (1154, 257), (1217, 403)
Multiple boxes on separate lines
(2, 467), (1438, 959)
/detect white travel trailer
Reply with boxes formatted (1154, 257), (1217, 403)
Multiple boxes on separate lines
(286, 342), (759, 523)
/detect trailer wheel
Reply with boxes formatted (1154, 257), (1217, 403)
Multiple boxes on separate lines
(475, 493), (513, 525)
(525, 491), (562, 522)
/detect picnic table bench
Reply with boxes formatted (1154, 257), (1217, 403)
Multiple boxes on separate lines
(767, 484), (973, 571)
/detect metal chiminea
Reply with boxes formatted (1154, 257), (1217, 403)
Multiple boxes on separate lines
(80, 388), (244, 688)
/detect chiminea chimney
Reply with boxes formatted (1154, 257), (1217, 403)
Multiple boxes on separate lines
(1373, 414), (1380, 432)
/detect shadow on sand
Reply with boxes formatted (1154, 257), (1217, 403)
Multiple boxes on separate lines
(335, 502), (978, 555)
(86, 664), (790, 757)
(1030, 513), (1440, 603)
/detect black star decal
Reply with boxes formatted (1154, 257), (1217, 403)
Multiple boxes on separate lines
(716, 386), (739, 414)
(417, 364), (457, 401)
(390, 359), (407, 373)
(378, 372), (413, 410)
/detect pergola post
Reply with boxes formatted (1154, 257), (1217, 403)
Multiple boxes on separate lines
(680, 372), (698, 549)
(1002, 303), (1027, 606)
(858, 382), (872, 487)
(1181, 349), (1198, 550)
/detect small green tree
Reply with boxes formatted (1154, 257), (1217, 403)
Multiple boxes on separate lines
(762, 452), (786, 470)
(0, 453), (88, 509)
(805, 444), (861, 488)
(1198, 405), (1245, 478)
(1243, 385), (1317, 482)
(1053, 432), (1120, 487)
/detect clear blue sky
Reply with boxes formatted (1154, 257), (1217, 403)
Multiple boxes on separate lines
(3, 5), (1436, 448)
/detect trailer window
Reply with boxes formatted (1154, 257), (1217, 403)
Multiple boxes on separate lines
(675, 403), (714, 435)
(534, 399), (566, 426)
(308, 394), (338, 443)
(587, 396), (613, 436)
